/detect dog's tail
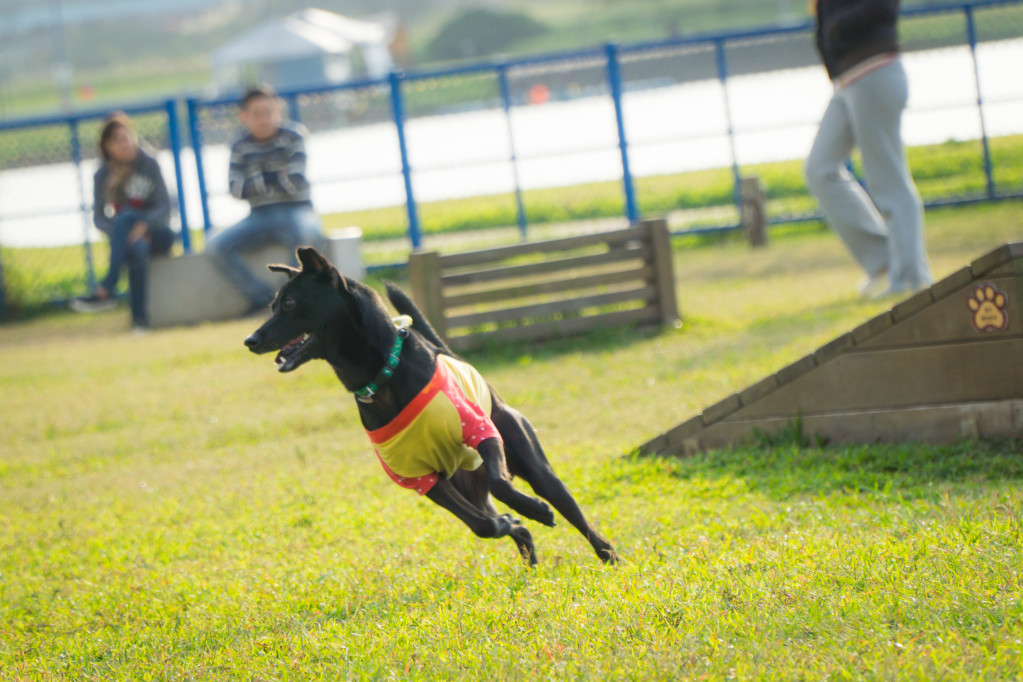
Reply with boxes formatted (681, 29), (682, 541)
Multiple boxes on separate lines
(385, 282), (456, 356)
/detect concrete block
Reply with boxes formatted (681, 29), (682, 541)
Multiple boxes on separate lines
(326, 227), (365, 280)
(147, 229), (363, 329)
(148, 245), (292, 328)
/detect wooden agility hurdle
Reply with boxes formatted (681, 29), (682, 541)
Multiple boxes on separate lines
(408, 218), (680, 352)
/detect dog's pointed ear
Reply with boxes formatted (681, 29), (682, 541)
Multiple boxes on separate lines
(336, 272), (351, 292)
(297, 247), (331, 275)
(268, 263), (300, 279)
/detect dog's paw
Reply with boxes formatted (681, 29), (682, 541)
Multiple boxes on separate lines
(509, 525), (537, 566)
(533, 501), (556, 528)
(492, 513), (518, 537)
(599, 547), (620, 565)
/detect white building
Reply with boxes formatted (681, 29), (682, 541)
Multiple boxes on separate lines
(211, 8), (396, 93)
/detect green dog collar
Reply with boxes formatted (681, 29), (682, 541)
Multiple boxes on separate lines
(355, 325), (409, 403)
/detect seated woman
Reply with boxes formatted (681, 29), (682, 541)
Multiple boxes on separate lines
(71, 113), (175, 330)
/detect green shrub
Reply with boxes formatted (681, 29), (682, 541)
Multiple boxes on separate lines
(425, 8), (548, 61)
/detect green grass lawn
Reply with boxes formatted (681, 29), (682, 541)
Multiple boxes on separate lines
(2, 201), (1022, 679)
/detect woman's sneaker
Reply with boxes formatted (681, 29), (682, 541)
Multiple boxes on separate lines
(70, 293), (117, 313)
(858, 271), (889, 299)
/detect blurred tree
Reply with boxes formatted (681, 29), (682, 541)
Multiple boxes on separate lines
(425, 7), (547, 61)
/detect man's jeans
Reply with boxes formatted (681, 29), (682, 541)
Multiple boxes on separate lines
(100, 210), (174, 326)
(205, 203), (324, 307)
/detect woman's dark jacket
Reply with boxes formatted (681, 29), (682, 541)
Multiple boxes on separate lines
(815, 0), (901, 80)
(92, 144), (171, 236)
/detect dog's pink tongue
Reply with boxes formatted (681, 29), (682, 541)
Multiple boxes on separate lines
(274, 336), (304, 368)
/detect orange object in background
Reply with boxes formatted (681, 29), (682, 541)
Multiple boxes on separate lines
(528, 83), (550, 105)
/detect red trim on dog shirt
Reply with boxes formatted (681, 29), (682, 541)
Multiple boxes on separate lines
(365, 357), (501, 496)
(375, 451), (438, 495)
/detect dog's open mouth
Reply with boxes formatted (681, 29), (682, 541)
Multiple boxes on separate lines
(275, 333), (314, 373)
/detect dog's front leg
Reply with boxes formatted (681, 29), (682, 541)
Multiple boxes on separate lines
(426, 477), (537, 565)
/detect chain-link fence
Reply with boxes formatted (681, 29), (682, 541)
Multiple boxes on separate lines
(0, 101), (188, 316)
(3, 0), (1023, 318)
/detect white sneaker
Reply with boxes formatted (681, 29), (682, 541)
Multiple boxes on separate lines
(859, 271), (889, 299)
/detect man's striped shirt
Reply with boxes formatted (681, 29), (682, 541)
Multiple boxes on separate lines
(228, 121), (312, 208)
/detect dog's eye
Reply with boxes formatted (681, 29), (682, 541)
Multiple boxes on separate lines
(282, 297), (296, 311)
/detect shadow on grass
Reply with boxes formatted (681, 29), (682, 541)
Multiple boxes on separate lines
(629, 438), (1023, 501)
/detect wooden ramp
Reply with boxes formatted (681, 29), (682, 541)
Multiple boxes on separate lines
(641, 242), (1023, 456)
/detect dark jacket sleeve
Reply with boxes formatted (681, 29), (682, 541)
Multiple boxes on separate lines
(138, 153), (172, 229)
(826, 0), (899, 39)
(92, 166), (114, 235)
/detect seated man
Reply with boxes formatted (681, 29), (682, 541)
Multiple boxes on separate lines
(206, 84), (323, 315)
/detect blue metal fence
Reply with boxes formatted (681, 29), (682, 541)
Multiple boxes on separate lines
(0, 100), (189, 314)
(1, 0), (1022, 316)
(183, 0), (1023, 264)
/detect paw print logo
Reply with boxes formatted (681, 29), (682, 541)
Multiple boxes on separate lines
(968, 283), (1009, 332)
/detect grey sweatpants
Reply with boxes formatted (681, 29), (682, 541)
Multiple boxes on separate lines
(804, 58), (932, 293)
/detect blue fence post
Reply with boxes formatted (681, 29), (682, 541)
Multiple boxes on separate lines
(605, 43), (639, 225)
(69, 118), (97, 290)
(713, 38), (744, 223)
(186, 97), (213, 237)
(965, 5), (996, 199)
(497, 62), (529, 240)
(165, 99), (191, 252)
(389, 71), (422, 250)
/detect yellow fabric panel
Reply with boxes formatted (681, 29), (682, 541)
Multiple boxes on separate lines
(371, 356), (494, 479)
(437, 355), (493, 416)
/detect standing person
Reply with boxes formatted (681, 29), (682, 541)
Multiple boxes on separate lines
(804, 0), (932, 297)
(71, 113), (175, 330)
(205, 85), (323, 315)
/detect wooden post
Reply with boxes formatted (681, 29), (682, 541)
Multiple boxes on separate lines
(741, 176), (767, 248)
(407, 250), (447, 339)
(642, 217), (681, 325)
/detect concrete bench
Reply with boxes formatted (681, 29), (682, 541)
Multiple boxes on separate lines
(148, 227), (364, 328)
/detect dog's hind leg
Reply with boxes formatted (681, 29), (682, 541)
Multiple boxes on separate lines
(477, 438), (556, 528)
(494, 406), (618, 565)
(427, 474), (537, 566)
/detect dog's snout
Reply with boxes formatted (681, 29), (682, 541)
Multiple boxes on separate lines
(244, 332), (262, 349)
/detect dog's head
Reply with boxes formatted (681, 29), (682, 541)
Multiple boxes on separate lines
(244, 247), (393, 374)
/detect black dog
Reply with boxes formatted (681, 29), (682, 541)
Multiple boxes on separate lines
(244, 248), (617, 566)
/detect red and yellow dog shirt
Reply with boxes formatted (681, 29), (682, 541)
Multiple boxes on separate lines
(365, 354), (501, 495)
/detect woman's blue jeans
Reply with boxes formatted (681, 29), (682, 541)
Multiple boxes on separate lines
(100, 210), (174, 326)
